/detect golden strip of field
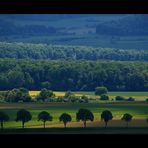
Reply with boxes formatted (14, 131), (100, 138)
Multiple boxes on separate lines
(29, 91), (147, 100)
(29, 91), (82, 97)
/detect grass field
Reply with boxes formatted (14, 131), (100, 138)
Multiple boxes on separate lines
(0, 102), (148, 129)
(29, 91), (148, 101)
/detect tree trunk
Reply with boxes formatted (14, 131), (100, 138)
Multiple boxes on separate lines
(105, 122), (107, 128)
(84, 121), (86, 128)
(64, 122), (67, 128)
(22, 121), (25, 129)
(44, 121), (46, 129)
(1, 121), (3, 130)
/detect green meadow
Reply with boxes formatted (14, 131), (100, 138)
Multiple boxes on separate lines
(0, 102), (148, 129)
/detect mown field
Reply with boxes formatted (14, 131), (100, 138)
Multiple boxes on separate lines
(29, 91), (148, 101)
(0, 102), (148, 129)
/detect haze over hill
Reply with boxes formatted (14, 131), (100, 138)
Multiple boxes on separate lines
(0, 14), (148, 50)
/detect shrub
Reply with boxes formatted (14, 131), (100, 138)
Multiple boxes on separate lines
(127, 97), (135, 101)
(95, 86), (108, 96)
(0, 95), (5, 103)
(56, 97), (64, 102)
(115, 96), (125, 101)
(36, 88), (54, 102)
(100, 94), (109, 100)
(81, 95), (89, 103)
(64, 91), (74, 98)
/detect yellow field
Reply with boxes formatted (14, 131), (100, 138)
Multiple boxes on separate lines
(29, 91), (82, 98)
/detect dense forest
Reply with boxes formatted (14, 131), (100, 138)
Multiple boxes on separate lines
(0, 59), (148, 91)
(0, 42), (148, 61)
(0, 15), (148, 92)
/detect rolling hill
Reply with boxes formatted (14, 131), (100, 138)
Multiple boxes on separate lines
(0, 14), (148, 50)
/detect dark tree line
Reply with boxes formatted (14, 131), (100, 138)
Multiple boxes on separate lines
(0, 59), (148, 91)
(0, 42), (148, 61)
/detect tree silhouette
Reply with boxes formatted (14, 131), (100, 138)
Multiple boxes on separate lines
(16, 109), (32, 128)
(101, 110), (113, 128)
(122, 113), (133, 127)
(0, 112), (9, 130)
(38, 111), (53, 128)
(146, 118), (148, 125)
(76, 108), (94, 128)
(59, 113), (72, 128)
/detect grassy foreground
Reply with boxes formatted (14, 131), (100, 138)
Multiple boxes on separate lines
(1, 127), (148, 134)
(0, 102), (148, 129)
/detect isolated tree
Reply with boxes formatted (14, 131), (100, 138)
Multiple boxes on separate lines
(16, 109), (32, 128)
(38, 111), (53, 128)
(59, 113), (72, 128)
(95, 87), (108, 96)
(101, 110), (113, 128)
(76, 108), (94, 128)
(121, 113), (133, 127)
(0, 112), (9, 130)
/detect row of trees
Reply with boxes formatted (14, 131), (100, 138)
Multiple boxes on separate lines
(1, 87), (145, 103)
(0, 59), (148, 91)
(0, 109), (136, 130)
(0, 42), (148, 61)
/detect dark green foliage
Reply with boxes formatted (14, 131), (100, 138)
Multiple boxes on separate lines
(64, 91), (74, 98)
(0, 112), (9, 129)
(1, 42), (148, 61)
(95, 87), (108, 96)
(41, 81), (51, 89)
(115, 96), (125, 101)
(16, 109), (32, 128)
(0, 59), (148, 91)
(76, 108), (94, 128)
(0, 95), (5, 103)
(5, 88), (31, 102)
(80, 95), (89, 103)
(121, 113), (133, 127)
(101, 110), (113, 128)
(36, 88), (54, 102)
(145, 98), (148, 101)
(100, 94), (109, 101)
(38, 111), (53, 128)
(127, 97), (135, 101)
(146, 118), (148, 124)
(59, 113), (72, 128)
